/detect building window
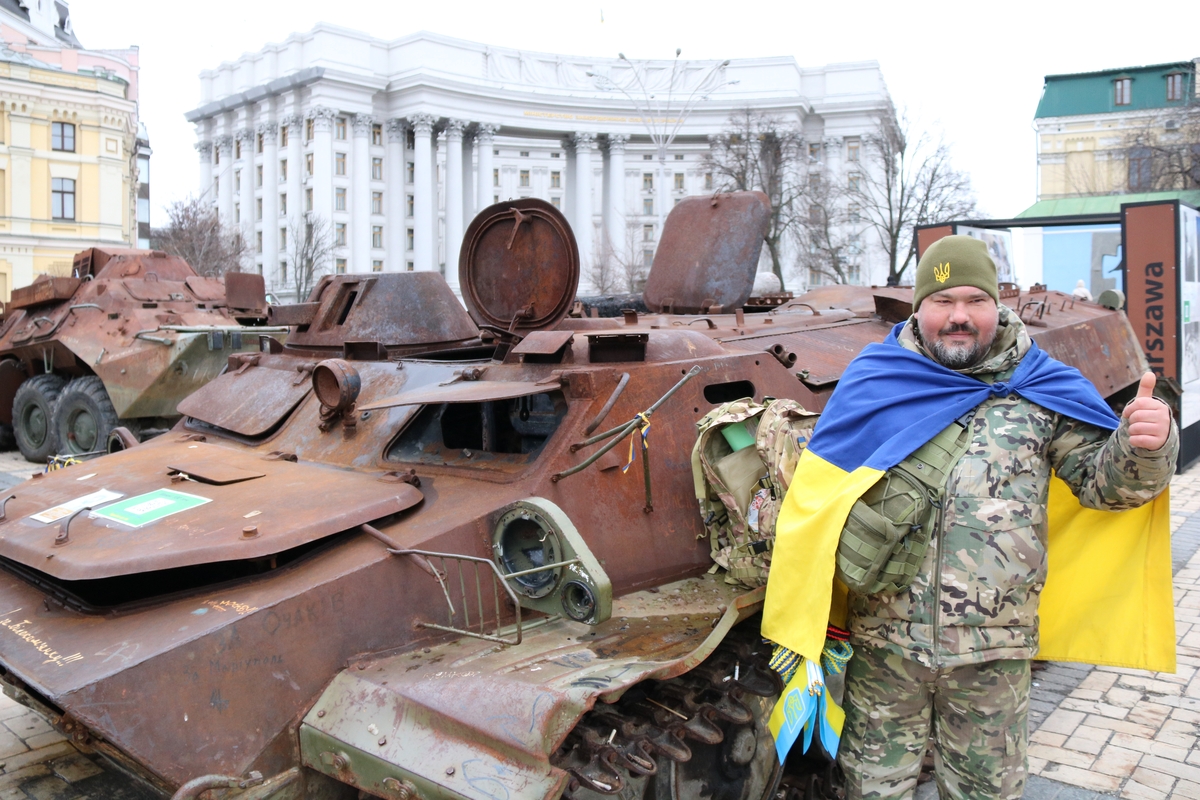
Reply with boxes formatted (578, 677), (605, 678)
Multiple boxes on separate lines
(550, 171), (561, 188)
(848, 203), (861, 223)
(406, 162), (415, 183)
(674, 173), (684, 191)
(551, 196), (561, 208)
(1129, 146), (1153, 191)
(336, 257), (346, 274)
(643, 154), (653, 161)
(494, 194), (499, 204)
(213, 148), (220, 166)
(704, 173), (713, 191)
(235, 139), (242, 159)
(519, 169), (530, 187)
(372, 191), (383, 214)
(280, 228), (287, 250)
(281, 126), (289, 147)
(257, 133), (264, 153)
(335, 153), (346, 175)
(372, 124), (383, 146)
(279, 193), (287, 215)
(493, 149), (499, 156)
(847, 138), (860, 162)
(407, 229), (414, 250)
(305, 118), (314, 141)
(493, 168), (500, 187)
(407, 195), (414, 216)
(51, 122), (75, 152)
(643, 224), (654, 241)
(1167, 73), (1184, 102)
(520, 151), (529, 157)
(808, 142), (822, 160)
(372, 226), (383, 248)
(372, 158), (383, 181)
(256, 198), (263, 219)
(551, 152), (560, 159)
(305, 153), (313, 176)
(643, 249), (654, 268)
(305, 188), (313, 212)
(1115, 78), (1132, 106)
(674, 154), (684, 161)
(407, 261), (414, 271)
(214, 176), (219, 195)
(279, 159), (287, 180)
(643, 198), (653, 215)
(848, 173), (861, 192)
(234, 170), (241, 192)
(280, 261), (288, 282)
(372, 260), (383, 272)
(256, 231), (263, 253)
(234, 203), (240, 223)
(643, 173), (653, 191)
(52, 177), (75, 220)
(335, 187), (346, 211)
(336, 118), (347, 140)
(336, 222), (347, 246)
(256, 165), (263, 186)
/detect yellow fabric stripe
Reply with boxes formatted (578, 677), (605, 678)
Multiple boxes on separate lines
(762, 450), (882, 661)
(1038, 480), (1175, 673)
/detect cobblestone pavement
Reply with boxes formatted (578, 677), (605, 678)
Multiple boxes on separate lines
(0, 452), (1196, 797)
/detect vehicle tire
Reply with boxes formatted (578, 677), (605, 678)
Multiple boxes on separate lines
(53, 376), (119, 456)
(13, 373), (66, 463)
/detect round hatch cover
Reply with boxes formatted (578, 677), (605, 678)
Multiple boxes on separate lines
(459, 198), (579, 335)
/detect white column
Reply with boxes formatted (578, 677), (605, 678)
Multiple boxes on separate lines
(351, 114), (374, 273)
(283, 114), (303, 293)
(563, 138), (575, 225)
(195, 140), (213, 204)
(309, 106), (336, 242)
(411, 113), (435, 272)
(605, 134), (627, 260)
(475, 124), (497, 213)
(444, 119), (466, 293)
(386, 119), (405, 271)
(461, 132), (474, 228)
(573, 132), (595, 271)
(215, 134), (234, 228)
(430, 129), (440, 271)
(236, 128), (254, 258)
(259, 122), (279, 277)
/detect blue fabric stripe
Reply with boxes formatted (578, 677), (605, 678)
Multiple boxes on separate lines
(807, 323), (1120, 474)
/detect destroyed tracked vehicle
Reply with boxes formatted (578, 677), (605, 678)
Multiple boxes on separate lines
(0, 196), (1153, 800)
(0, 247), (279, 461)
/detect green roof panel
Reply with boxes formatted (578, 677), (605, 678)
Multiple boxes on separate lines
(1016, 190), (1200, 219)
(1035, 62), (1195, 118)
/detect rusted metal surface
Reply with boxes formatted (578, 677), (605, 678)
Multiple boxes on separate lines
(0, 194), (1156, 799)
(643, 192), (771, 314)
(0, 248), (282, 460)
(459, 199), (579, 335)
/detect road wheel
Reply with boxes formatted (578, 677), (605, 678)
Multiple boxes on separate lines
(54, 376), (119, 456)
(13, 374), (65, 462)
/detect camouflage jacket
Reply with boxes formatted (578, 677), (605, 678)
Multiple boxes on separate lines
(848, 305), (1179, 668)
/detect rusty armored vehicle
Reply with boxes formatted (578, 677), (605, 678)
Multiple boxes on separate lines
(0, 196), (1151, 800)
(0, 247), (279, 462)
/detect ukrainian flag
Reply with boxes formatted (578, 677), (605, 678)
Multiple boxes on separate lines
(762, 326), (1175, 676)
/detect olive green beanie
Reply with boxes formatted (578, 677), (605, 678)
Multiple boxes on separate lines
(913, 235), (999, 310)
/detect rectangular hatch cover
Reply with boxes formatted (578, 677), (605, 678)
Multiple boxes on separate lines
(0, 440), (422, 581)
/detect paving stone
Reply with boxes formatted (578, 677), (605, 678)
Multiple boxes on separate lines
(1042, 709), (1087, 736)
(1140, 754), (1200, 784)
(1121, 778), (1169, 799)
(24, 732), (66, 751)
(0, 765), (52, 791)
(1064, 733), (1106, 755)
(1092, 744), (1143, 778)
(3, 714), (51, 740)
(1173, 780), (1200, 799)
(21, 774), (76, 800)
(48, 754), (102, 784)
(1028, 742), (1096, 769)
(1134, 765), (1179, 793)
(1033, 730), (1070, 747)
(1038, 763), (1123, 793)
(1083, 714), (1159, 738)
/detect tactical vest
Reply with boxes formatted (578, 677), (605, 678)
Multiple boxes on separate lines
(835, 415), (974, 595)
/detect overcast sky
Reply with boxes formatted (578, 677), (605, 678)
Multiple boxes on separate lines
(70, 0), (1200, 228)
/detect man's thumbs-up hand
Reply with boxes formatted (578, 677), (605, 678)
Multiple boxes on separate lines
(1122, 371), (1171, 451)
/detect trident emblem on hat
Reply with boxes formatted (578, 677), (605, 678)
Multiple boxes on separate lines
(934, 262), (950, 283)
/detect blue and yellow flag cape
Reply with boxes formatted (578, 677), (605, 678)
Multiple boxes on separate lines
(762, 325), (1175, 675)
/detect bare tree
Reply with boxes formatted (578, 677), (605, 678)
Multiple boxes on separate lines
(150, 196), (247, 277)
(794, 173), (861, 285)
(853, 113), (977, 285)
(589, 221), (652, 294)
(280, 212), (336, 302)
(705, 109), (806, 290)
(1121, 103), (1200, 193)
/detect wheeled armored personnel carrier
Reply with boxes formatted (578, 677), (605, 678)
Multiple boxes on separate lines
(0, 196), (1151, 800)
(0, 247), (281, 461)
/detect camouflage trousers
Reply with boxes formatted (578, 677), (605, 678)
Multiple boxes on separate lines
(838, 644), (1030, 800)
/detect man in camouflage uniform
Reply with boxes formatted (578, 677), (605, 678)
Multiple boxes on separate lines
(839, 236), (1176, 800)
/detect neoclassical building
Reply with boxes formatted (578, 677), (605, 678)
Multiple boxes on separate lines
(189, 25), (892, 300)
